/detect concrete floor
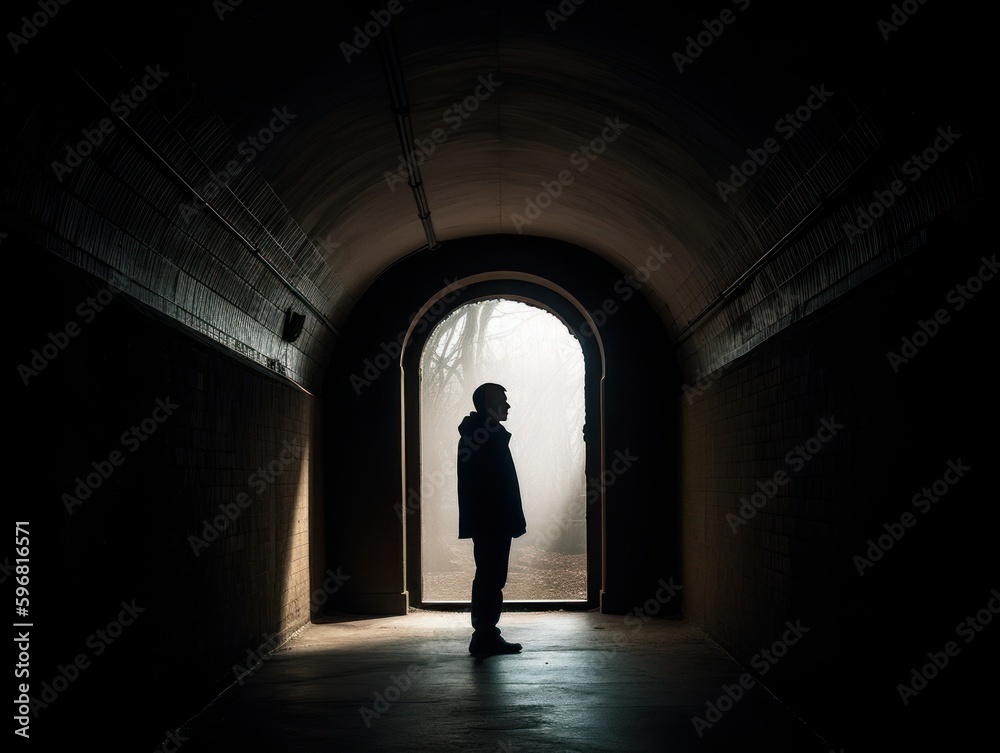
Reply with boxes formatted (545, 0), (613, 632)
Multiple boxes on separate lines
(171, 610), (833, 752)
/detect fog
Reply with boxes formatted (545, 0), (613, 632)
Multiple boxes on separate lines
(419, 299), (587, 601)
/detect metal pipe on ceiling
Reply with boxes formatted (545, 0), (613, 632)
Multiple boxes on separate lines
(377, 26), (439, 251)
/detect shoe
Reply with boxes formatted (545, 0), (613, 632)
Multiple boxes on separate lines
(490, 636), (522, 654)
(469, 633), (522, 656)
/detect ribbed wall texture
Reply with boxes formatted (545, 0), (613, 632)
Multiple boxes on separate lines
(2, 66), (345, 392)
(676, 125), (986, 383)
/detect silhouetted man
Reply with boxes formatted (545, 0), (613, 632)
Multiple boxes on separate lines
(457, 382), (527, 656)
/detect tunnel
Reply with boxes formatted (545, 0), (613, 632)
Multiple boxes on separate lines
(4, 0), (995, 751)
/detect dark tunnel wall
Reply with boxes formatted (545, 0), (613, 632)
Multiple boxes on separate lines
(680, 204), (997, 749)
(15, 237), (321, 749)
(322, 235), (680, 616)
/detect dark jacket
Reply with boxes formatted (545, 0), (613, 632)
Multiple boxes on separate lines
(457, 411), (527, 539)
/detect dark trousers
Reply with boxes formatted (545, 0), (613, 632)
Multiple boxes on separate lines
(471, 533), (512, 635)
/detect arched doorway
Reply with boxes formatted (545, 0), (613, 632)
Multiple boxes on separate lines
(418, 298), (587, 603)
(400, 275), (606, 610)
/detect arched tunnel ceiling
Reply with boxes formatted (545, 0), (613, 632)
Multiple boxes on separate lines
(1, 0), (986, 388)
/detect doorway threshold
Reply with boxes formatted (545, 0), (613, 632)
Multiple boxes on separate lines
(416, 600), (592, 611)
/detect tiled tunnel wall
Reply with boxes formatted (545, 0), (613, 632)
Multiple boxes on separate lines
(674, 109), (985, 392)
(679, 204), (996, 747)
(1, 60), (344, 392)
(12, 203), (993, 751)
(18, 239), (320, 749)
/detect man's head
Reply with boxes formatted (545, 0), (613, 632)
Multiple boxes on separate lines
(472, 382), (510, 422)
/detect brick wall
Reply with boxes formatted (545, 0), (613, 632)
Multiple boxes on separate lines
(18, 241), (319, 748)
(678, 207), (995, 747)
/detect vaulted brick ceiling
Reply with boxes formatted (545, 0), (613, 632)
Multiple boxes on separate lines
(1, 0), (984, 389)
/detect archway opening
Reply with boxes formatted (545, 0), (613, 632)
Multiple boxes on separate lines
(418, 298), (587, 602)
